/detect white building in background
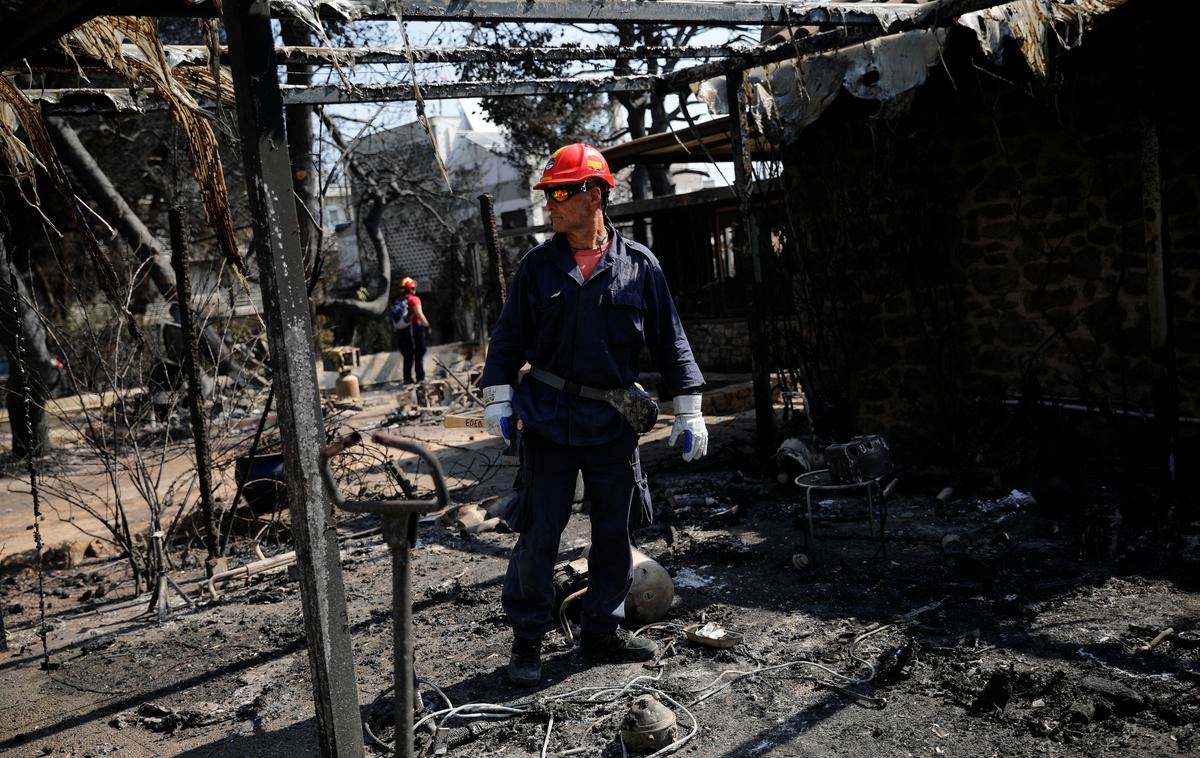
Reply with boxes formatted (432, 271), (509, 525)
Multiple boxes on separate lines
(321, 174), (355, 231)
(334, 100), (535, 295)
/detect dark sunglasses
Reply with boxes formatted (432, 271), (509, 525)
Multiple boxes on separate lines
(544, 182), (593, 204)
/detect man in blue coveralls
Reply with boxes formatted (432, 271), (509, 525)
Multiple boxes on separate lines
(480, 143), (709, 686)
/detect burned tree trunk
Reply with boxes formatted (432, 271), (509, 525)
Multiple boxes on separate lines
(313, 110), (391, 321)
(0, 229), (55, 458)
(314, 198), (391, 322)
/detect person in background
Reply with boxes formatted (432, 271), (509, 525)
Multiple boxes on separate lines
(480, 143), (708, 686)
(390, 276), (431, 384)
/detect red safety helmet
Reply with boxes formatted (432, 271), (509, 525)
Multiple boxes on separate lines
(533, 143), (615, 190)
(400, 276), (417, 291)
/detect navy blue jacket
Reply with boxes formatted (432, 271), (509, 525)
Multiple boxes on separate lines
(481, 230), (704, 446)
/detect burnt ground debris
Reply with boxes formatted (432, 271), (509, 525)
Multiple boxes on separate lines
(1, 399), (1198, 757)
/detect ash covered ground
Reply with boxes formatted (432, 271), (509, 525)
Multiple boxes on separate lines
(2, 403), (1198, 758)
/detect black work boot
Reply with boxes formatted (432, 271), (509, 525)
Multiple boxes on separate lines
(580, 628), (659, 663)
(508, 636), (543, 687)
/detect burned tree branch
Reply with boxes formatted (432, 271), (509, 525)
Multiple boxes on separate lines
(45, 118), (248, 375)
(314, 109), (390, 320)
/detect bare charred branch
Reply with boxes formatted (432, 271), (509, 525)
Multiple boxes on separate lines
(45, 118), (244, 374)
(314, 109), (389, 320)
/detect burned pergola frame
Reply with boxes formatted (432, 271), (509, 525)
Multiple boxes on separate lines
(4, 1), (1015, 756)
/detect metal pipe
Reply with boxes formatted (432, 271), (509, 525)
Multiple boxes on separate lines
(20, 78), (658, 113)
(322, 431), (448, 758)
(386, 514), (417, 758)
(279, 75), (660, 106)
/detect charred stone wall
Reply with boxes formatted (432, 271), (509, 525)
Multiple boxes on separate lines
(684, 317), (752, 373)
(779, 20), (1197, 458)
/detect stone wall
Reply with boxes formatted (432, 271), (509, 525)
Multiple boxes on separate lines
(381, 204), (445, 288)
(684, 317), (752, 374)
(779, 14), (1197, 459)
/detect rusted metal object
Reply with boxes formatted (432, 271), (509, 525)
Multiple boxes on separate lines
(826, 436), (894, 485)
(794, 469), (890, 561)
(322, 431), (449, 758)
(620, 695), (677, 753)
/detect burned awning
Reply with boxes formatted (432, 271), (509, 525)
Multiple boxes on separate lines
(602, 116), (774, 171)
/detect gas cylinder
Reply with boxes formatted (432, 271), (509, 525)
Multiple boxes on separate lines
(626, 548), (674, 623)
(580, 545), (674, 624)
(335, 368), (360, 399)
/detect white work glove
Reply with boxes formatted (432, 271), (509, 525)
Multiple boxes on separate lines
(669, 393), (708, 462)
(482, 385), (514, 439)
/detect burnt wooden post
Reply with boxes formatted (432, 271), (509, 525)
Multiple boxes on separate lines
(1139, 45), (1177, 482)
(168, 207), (219, 570)
(727, 67), (776, 453)
(222, 2), (364, 755)
(1141, 118), (1178, 480)
(478, 193), (507, 312)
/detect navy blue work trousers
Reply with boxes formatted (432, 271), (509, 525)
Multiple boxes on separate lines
(502, 426), (640, 640)
(394, 325), (426, 383)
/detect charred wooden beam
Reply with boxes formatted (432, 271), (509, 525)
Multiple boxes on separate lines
(146, 42), (769, 66)
(277, 74), (661, 105)
(26, 75), (661, 112)
(112, 0), (957, 26)
(222, 1), (364, 755)
(664, 0), (1016, 90)
(728, 67), (776, 453)
(1141, 104), (1178, 481)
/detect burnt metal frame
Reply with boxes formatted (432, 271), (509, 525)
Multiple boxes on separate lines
(5, 1), (1023, 755)
(320, 431), (450, 758)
